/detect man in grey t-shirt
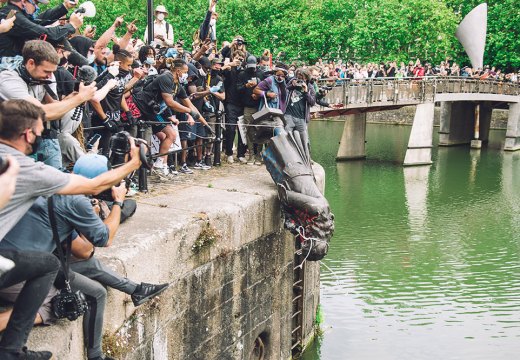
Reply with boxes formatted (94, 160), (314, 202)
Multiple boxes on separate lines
(0, 99), (141, 360)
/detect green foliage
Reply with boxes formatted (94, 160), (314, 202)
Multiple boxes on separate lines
(43, 0), (518, 69)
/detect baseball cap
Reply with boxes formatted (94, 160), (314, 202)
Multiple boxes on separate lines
(73, 154), (109, 179)
(245, 55), (257, 69)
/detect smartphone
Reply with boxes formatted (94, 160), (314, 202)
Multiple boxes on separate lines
(6, 10), (17, 19)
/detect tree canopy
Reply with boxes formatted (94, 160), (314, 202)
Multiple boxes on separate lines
(49, 0), (519, 70)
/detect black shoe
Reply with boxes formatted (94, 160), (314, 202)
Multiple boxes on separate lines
(131, 282), (169, 307)
(16, 347), (53, 360)
(204, 155), (212, 167)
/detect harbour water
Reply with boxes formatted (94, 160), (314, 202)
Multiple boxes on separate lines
(303, 120), (520, 360)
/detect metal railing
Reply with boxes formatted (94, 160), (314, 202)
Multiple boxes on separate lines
(317, 77), (520, 108)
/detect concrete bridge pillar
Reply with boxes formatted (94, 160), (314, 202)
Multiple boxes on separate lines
(438, 102), (475, 146)
(336, 113), (366, 160)
(504, 103), (520, 151)
(404, 103), (435, 166)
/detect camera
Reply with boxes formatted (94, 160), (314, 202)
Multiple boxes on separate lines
(74, 65), (97, 92)
(51, 288), (89, 321)
(147, 100), (161, 114)
(0, 156), (8, 175)
(96, 131), (152, 201)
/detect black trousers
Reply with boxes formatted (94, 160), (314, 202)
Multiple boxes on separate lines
(224, 103), (246, 158)
(0, 250), (59, 357)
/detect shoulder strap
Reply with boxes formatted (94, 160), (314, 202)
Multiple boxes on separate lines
(166, 22), (170, 36)
(47, 196), (72, 290)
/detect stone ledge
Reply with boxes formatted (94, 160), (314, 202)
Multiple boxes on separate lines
(23, 164), (323, 359)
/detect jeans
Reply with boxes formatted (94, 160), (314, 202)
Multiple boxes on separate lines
(224, 103), (246, 157)
(33, 138), (63, 170)
(0, 249), (59, 357)
(70, 256), (138, 295)
(70, 272), (106, 359)
(284, 114), (311, 159)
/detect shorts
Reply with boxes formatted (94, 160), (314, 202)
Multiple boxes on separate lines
(196, 121), (207, 138)
(178, 113), (196, 141)
(152, 113), (168, 134)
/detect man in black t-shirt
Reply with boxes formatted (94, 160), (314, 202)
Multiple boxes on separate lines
(285, 68), (316, 156)
(90, 50), (143, 156)
(132, 59), (211, 178)
(237, 55), (262, 164)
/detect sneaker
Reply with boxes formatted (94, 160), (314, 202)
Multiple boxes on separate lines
(126, 182), (138, 197)
(254, 155), (264, 166)
(0, 255), (15, 278)
(131, 282), (170, 307)
(10, 347), (53, 360)
(246, 155), (255, 165)
(194, 161), (210, 170)
(151, 166), (174, 180)
(227, 155), (234, 164)
(179, 164), (194, 174)
(238, 157), (247, 164)
(204, 155), (212, 167)
(168, 165), (179, 176)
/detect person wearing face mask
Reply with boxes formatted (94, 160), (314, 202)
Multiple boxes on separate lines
(284, 68), (316, 154)
(143, 5), (174, 48)
(237, 55), (264, 165)
(0, 99), (142, 360)
(90, 49), (143, 156)
(0, 40), (97, 169)
(198, 0), (218, 45)
(132, 59), (211, 179)
(253, 62), (289, 111)
(221, 52), (247, 163)
(0, 0), (83, 57)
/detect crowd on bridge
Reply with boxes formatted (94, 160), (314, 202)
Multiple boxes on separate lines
(311, 58), (520, 83)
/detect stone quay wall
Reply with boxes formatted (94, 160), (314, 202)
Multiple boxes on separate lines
(26, 165), (323, 359)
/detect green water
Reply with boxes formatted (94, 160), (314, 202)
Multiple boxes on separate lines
(303, 121), (520, 360)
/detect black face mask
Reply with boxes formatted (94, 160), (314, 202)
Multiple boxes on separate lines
(28, 135), (42, 156)
(119, 68), (130, 77)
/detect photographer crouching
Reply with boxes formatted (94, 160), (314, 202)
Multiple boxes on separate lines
(1, 153), (166, 360)
(285, 68), (316, 153)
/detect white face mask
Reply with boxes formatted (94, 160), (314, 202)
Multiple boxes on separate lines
(198, 68), (206, 77)
(146, 57), (155, 65)
(157, 13), (165, 21)
(87, 53), (95, 64)
(210, 19), (216, 27)
(179, 72), (188, 84)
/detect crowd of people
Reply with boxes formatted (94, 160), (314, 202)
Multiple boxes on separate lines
(0, 0), (518, 359)
(311, 58), (520, 82)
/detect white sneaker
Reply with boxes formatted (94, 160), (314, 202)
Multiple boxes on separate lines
(227, 156), (234, 164)
(152, 165), (174, 180)
(0, 255), (15, 277)
(238, 157), (247, 164)
(193, 161), (211, 170)
(179, 164), (194, 174)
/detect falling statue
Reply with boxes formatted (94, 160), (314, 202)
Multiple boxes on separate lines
(248, 107), (335, 261)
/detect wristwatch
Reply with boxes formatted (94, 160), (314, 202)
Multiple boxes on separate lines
(113, 201), (124, 208)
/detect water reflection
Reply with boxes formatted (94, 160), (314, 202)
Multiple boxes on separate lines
(305, 121), (520, 360)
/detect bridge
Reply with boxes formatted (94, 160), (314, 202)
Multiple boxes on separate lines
(313, 77), (520, 166)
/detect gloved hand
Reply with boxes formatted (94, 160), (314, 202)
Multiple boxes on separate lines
(102, 117), (119, 133)
(125, 111), (137, 126)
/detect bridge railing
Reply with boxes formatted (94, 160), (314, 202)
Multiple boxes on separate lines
(318, 77), (520, 107)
